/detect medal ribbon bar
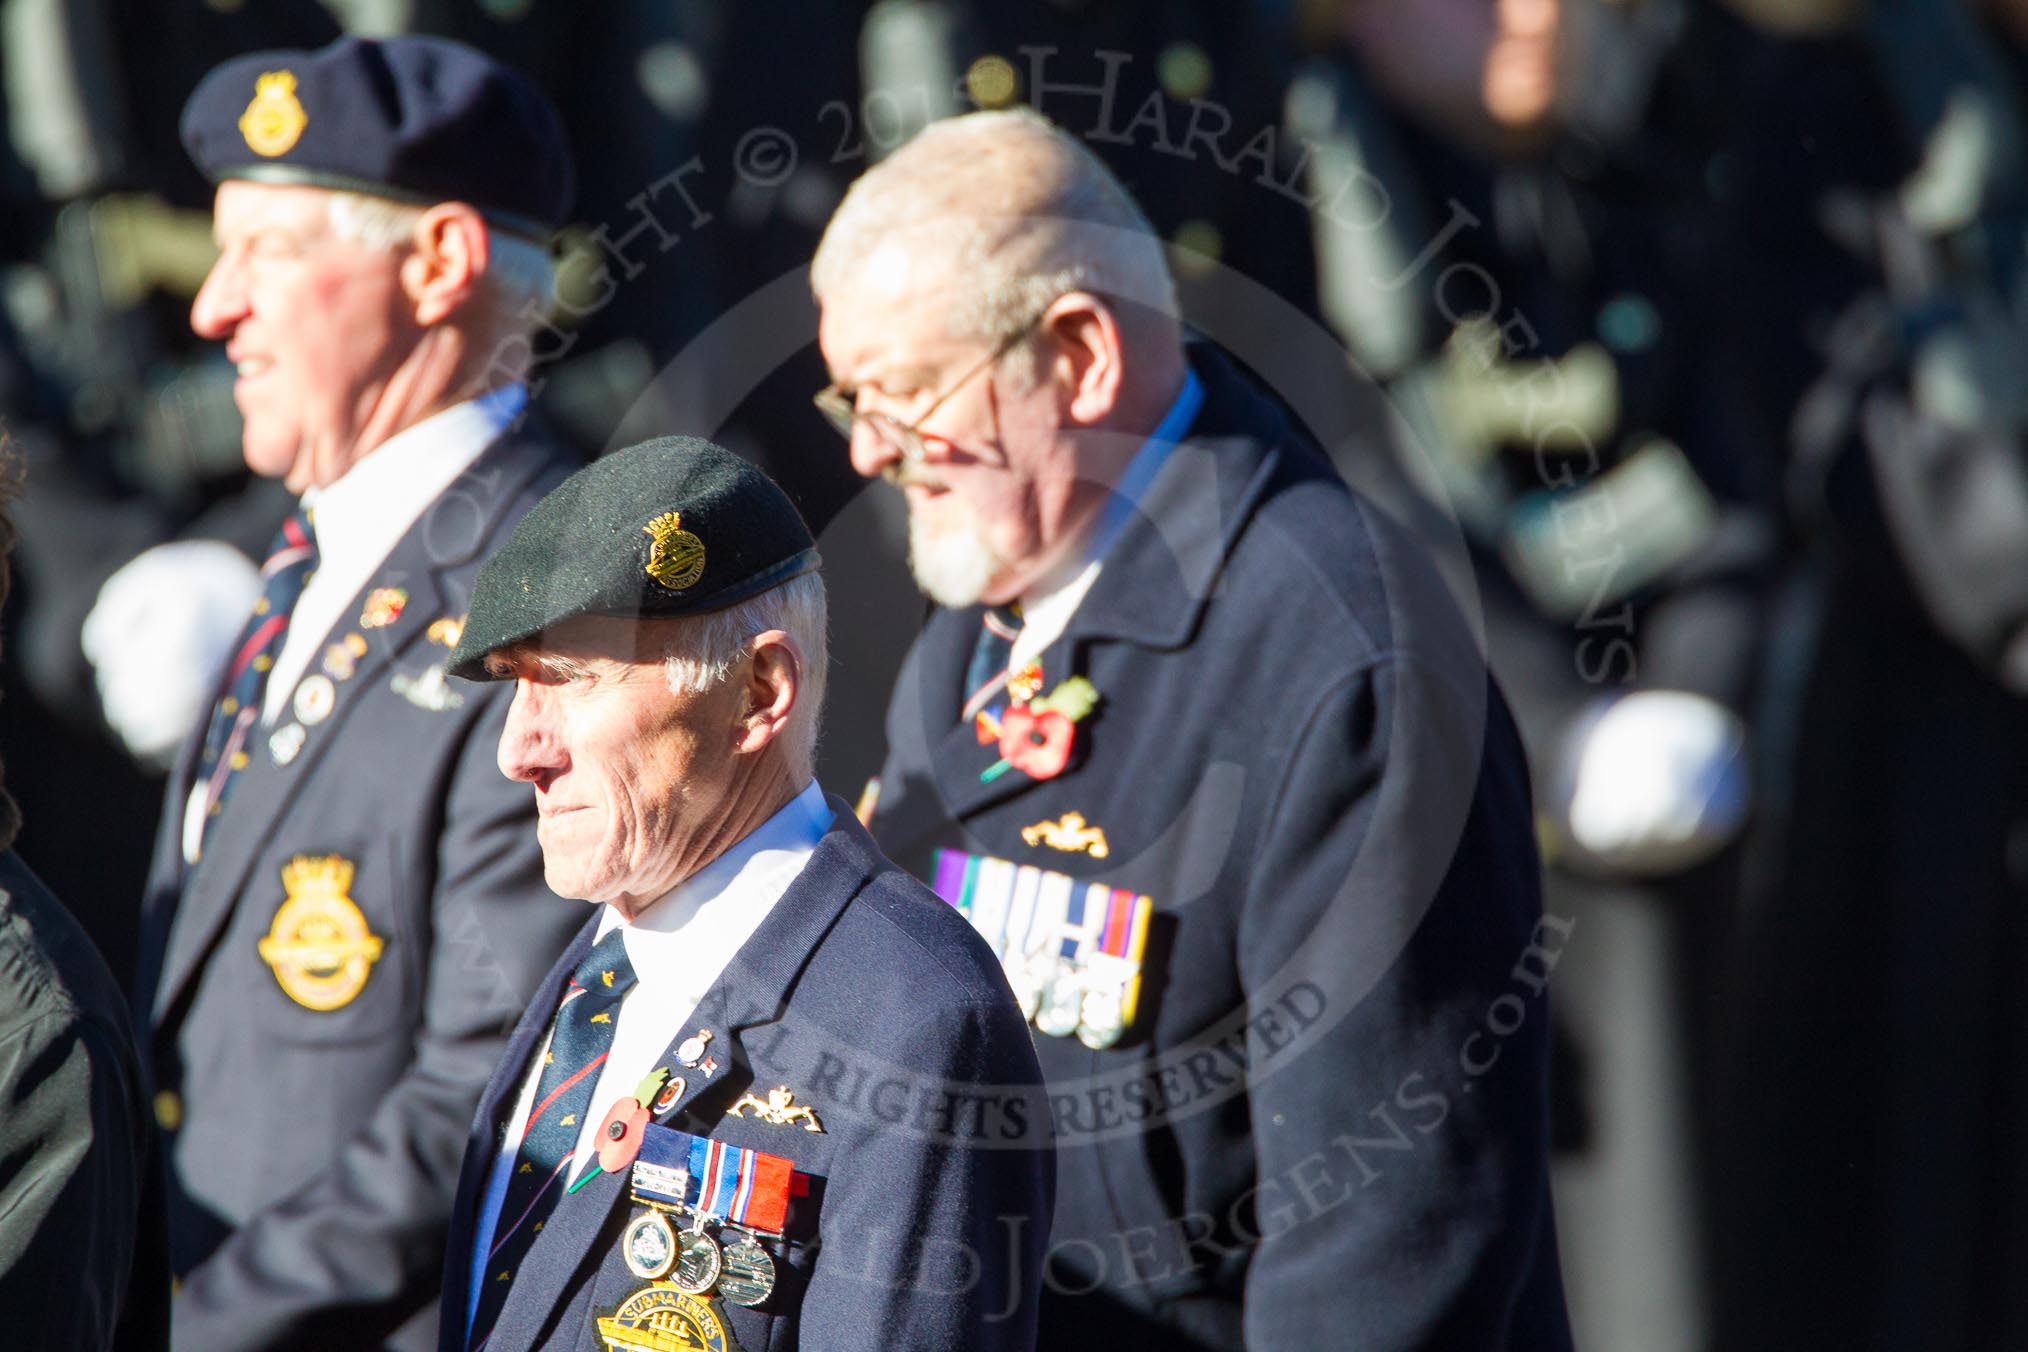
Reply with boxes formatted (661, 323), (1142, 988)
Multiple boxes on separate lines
(632, 1125), (795, 1235)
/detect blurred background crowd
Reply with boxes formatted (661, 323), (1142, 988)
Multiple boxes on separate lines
(2, 0), (2022, 1347)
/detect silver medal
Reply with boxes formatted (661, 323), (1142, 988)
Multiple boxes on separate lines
(716, 1232), (777, 1308)
(1033, 971), (1084, 1039)
(269, 722), (307, 766)
(622, 1209), (678, 1280)
(293, 674), (336, 726)
(670, 1224), (723, 1296)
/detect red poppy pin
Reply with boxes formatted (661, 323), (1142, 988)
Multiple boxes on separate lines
(567, 1068), (674, 1194)
(595, 1095), (651, 1174)
(981, 677), (1099, 783)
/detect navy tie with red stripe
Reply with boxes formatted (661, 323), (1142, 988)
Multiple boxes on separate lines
(959, 603), (1024, 729)
(468, 928), (638, 1349)
(191, 505), (318, 855)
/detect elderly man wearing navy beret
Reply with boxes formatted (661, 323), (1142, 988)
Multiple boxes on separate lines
(132, 36), (585, 1351)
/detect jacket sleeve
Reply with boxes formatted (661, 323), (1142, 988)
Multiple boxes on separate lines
(170, 690), (580, 1350)
(0, 1007), (149, 1351)
(1235, 654), (1567, 1352)
(798, 978), (1054, 1352)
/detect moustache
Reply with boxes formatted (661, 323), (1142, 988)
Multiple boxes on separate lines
(881, 463), (949, 493)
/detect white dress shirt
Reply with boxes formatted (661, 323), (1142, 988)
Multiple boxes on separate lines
(265, 384), (527, 724)
(180, 386), (525, 865)
(1008, 369), (1203, 672)
(465, 780), (834, 1329)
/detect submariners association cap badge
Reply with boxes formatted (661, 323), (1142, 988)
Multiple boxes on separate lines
(239, 70), (307, 158)
(596, 1283), (737, 1352)
(642, 511), (706, 593)
(257, 855), (384, 1011)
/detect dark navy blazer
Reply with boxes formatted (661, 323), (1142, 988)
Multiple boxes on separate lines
(871, 347), (1576, 1350)
(135, 427), (586, 1351)
(438, 805), (1053, 1352)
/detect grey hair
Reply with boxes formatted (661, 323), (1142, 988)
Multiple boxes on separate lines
(324, 190), (557, 333)
(659, 571), (829, 784)
(811, 107), (1178, 378)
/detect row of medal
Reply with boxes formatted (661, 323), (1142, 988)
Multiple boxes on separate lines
(267, 629), (364, 767)
(620, 1131), (798, 1310)
(268, 600), (464, 766)
(931, 849), (1153, 1049)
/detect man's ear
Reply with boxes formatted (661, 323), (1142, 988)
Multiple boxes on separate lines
(735, 631), (800, 755)
(405, 202), (490, 326)
(1041, 292), (1124, 426)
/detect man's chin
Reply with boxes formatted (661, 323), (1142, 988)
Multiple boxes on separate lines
(540, 864), (608, 906)
(907, 520), (1005, 609)
(242, 436), (297, 484)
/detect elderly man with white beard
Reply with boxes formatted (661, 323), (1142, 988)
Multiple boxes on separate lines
(814, 108), (1575, 1351)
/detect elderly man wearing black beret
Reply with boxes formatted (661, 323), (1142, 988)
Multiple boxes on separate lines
(132, 36), (586, 1351)
(435, 437), (1051, 1352)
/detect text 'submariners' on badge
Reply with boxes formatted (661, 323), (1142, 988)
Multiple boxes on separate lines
(257, 854), (384, 1010)
(596, 1119), (822, 1350)
(596, 1282), (737, 1352)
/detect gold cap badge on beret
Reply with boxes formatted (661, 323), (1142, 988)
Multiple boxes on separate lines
(239, 70), (307, 157)
(643, 511), (706, 592)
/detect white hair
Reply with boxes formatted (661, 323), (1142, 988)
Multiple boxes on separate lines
(324, 190), (557, 333)
(659, 571), (829, 784)
(811, 107), (1178, 376)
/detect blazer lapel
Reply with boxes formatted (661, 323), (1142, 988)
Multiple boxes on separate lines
(148, 553), (449, 1026)
(440, 917), (597, 1352)
(889, 348), (1290, 838)
(149, 435), (563, 1028)
(482, 811), (879, 1351)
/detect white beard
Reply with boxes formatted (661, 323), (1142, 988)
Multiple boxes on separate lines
(907, 505), (1003, 609)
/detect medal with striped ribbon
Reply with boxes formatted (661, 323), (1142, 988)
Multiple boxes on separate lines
(625, 1125), (800, 1307)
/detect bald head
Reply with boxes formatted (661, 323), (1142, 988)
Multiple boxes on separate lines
(812, 109), (1180, 352)
(813, 110), (1192, 610)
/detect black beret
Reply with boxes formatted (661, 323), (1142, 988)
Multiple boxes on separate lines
(181, 35), (573, 239)
(448, 437), (823, 681)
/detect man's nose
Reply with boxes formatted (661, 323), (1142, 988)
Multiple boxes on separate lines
(190, 254), (247, 341)
(848, 418), (905, 481)
(497, 680), (561, 785)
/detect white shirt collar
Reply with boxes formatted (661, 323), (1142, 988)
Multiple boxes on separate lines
(1011, 369), (1203, 666)
(594, 780), (834, 990)
(301, 384), (526, 569)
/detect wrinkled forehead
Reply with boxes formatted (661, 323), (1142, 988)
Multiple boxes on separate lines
(817, 270), (973, 388)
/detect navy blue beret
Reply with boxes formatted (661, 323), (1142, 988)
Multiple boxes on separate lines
(180, 35), (573, 239)
(447, 438), (824, 681)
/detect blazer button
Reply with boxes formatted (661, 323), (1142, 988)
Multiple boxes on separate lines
(154, 1090), (183, 1131)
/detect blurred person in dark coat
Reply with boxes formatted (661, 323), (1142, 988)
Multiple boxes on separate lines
(0, 444), (166, 1350)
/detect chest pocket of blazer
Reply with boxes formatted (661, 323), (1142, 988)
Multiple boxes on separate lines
(579, 1203), (820, 1352)
(251, 835), (420, 1043)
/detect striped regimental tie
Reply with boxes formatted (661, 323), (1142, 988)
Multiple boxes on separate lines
(190, 506), (317, 857)
(959, 603), (1024, 730)
(467, 929), (638, 1349)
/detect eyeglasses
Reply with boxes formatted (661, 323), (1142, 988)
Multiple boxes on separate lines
(813, 315), (1044, 468)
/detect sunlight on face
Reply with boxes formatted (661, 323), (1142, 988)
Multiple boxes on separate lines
(817, 280), (1066, 606)
(491, 621), (748, 910)
(191, 181), (414, 491)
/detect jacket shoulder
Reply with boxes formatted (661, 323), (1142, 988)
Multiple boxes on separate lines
(826, 852), (1015, 1018)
